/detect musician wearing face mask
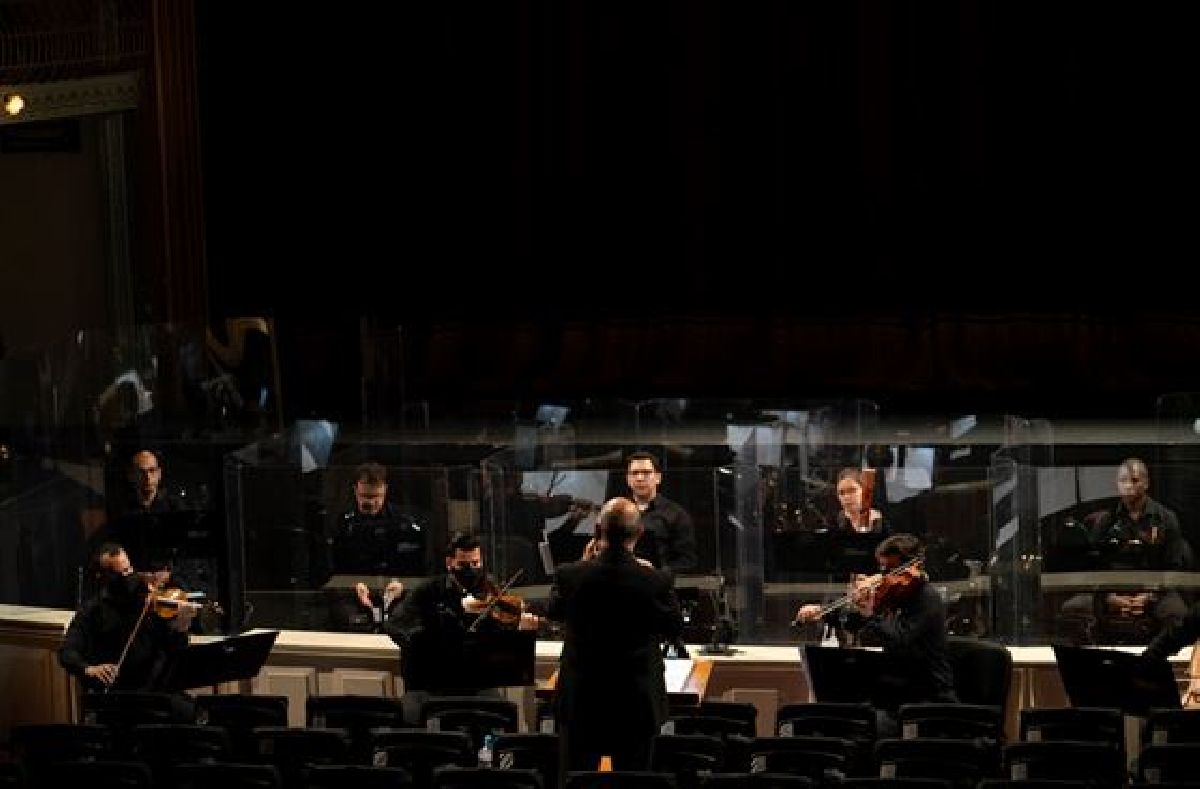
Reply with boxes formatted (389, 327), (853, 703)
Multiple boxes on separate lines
(385, 531), (538, 725)
(58, 543), (196, 715)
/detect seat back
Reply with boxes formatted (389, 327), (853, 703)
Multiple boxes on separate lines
(81, 690), (186, 753)
(1019, 707), (1123, 750)
(898, 703), (1004, 741)
(11, 723), (111, 764)
(129, 723), (231, 769)
(430, 766), (544, 788)
(250, 727), (351, 789)
(369, 730), (475, 786)
(420, 697), (521, 750)
(652, 734), (724, 789)
(749, 736), (851, 781)
(308, 695), (406, 762)
(303, 764), (415, 789)
(196, 694), (289, 761)
(876, 738), (1000, 788)
(493, 733), (560, 789)
(170, 761), (283, 789)
(700, 775), (816, 788)
(698, 702), (758, 733)
(564, 771), (677, 789)
(775, 702), (876, 775)
(32, 760), (153, 788)
(667, 712), (755, 739)
(1001, 741), (1125, 787)
(946, 637), (1012, 709)
(1146, 709), (1200, 744)
(307, 695), (406, 729)
(1137, 743), (1200, 784)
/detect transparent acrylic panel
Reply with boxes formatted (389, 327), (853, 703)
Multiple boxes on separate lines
(1034, 454), (1200, 648)
(227, 447), (477, 632)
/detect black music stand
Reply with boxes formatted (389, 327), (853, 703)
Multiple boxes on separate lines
(803, 645), (882, 703)
(803, 645), (917, 710)
(1052, 645), (1182, 716)
(462, 630), (536, 688)
(160, 630), (279, 692)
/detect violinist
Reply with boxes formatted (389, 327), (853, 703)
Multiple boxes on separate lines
(385, 531), (539, 725)
(794, 534), (955, 734)
(58, 543), (196, 717)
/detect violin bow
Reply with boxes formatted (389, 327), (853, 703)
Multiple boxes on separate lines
(107, 584), (156, 693)
(467, 568), (525, 633)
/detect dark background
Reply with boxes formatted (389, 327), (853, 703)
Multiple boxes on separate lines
(194, 2), (1200, 422)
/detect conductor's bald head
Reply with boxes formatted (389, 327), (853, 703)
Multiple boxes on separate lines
(595, 497), (643, 553)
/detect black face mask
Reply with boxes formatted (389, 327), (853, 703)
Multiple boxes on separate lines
(453, 565), (481, 591)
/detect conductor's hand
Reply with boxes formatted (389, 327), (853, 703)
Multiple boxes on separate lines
(581, 538), (600, 561)
(518, 612), (540, 631)
(354, 582), (373, 609)
(85, 663), (118, 686)
(794, 604), (823, 624)
(635, 557), (654, 569)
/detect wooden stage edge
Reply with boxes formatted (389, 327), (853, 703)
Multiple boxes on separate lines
(1, 605), (1193, 740)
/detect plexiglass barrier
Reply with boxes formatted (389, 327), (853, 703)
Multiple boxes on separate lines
(5, 329), (1200, 650)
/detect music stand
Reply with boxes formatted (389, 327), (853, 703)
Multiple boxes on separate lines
(160, 630), (279, 692)
(462, 630), (536, 688)
(803, 644), (920, 710)
(1052, 645), (1182, 716)
(802, 645), (883, 703)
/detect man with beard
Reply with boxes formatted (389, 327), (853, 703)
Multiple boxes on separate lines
(386, 531), (539, 724)
(59, 543), (196, 718)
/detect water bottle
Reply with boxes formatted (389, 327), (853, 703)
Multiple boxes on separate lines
(478, 733), (496, 768)
(820, 623), (839, 647)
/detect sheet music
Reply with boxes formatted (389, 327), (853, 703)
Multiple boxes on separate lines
(664, 658), (693, 694)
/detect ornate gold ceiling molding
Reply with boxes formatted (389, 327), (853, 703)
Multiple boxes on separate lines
(0, 71), (139, 126)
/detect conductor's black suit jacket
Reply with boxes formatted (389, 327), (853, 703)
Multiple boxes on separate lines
(547, 550), (683, 737)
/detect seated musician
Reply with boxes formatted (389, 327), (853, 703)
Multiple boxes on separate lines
(795, 533), (957, 735)
(830, 467), (890, 579)
(58, 543), (197, 719)
(330, 462), (426, 576)
(384, 531), (539, 725)
(1063, 458), (1192, 643)
(834, 467), (886, 535)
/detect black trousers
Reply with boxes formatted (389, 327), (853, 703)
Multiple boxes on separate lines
(561, 721), (656, 772)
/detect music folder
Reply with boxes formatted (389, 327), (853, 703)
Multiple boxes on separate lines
(160, 630), (279, 692)
(462, 629), (536, 688)
(802, 645), (884, 704)
(1052, 645), (1182, 716)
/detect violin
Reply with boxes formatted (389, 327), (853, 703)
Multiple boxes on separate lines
(792, 555), (925, 626)
(862, 558), (926, 614)
(148, 586), (215, 619)
(462, 569), (530, 632)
